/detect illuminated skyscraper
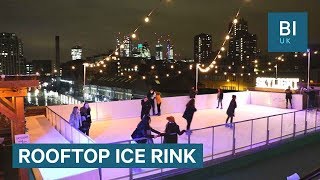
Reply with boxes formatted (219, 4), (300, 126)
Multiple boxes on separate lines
(123, 36), (133, 57)
(71, 45), (82, 60)
(155, 40), (163, 61)
(194, 33), (212, 63)
(166, 40), (174, 62)
(227, 18), (257, 68)
(0, 32), (25, 74)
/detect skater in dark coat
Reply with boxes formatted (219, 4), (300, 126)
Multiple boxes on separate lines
(226, 95), (237, 128)
(216, 88), (224, 109)
(141, 97), (151, 119)
(80, 102), (91, 135)
(147, 89), (156, 115)
(285, 86), (293, 109)
(132, 115), (160, 144)
(160, 116), (186, 143)
(183, 99), (197, 132)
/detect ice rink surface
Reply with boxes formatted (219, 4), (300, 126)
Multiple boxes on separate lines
(27, 105), (320, 180)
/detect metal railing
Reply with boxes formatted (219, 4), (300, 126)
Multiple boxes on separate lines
(45, 106), (320, 180)
(45, 106), (95, 144)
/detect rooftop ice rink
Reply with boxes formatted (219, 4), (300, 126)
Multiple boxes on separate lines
(27, 91), (320, 180)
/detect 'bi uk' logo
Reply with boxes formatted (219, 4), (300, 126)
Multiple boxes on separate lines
(268, 12), (308, 52)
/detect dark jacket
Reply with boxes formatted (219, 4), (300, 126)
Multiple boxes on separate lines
(160, 122), (185, 143)
(147, 91), (155, 101)
(227, 99), (237, 117)
(80, 107), (91, 123)
(218, 92), (224, 100)
(183, 106), (197, 121)
(306, 90), (316, 99)
(141, 100), (151, 114)
(132, 117), (160, 144)
(285, 89), (292, 99)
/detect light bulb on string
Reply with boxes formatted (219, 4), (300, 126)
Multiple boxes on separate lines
(120, 44), (125, 49)
(218, 55), (222, 59)
(226, 35), (230, 40)
(144, 17), (150, 23)
(178, 71), (181, 74)
(129, 75), (132, 79)
(99, 69), (103, 73)
(131, 33), (137, 39)
(221, 47), (225, 51)
(213, 61), (216, 65)
(233, 19), (238, 24)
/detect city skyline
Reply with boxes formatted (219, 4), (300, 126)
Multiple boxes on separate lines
(1, 0), (319, 62)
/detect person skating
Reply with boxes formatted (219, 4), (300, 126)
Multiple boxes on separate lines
(155, 91), (162, 116)
(216, 88), (224, 109)
(80, 102), (91, 136)
(183, 99), (197, 134)
(225, 95), (237, 128)
(160, 116), (186, 143)
(147, 89), (156, 115)
(131, 115), (161, 144)
(285, 86), (293, 109)
(141, 96), (151, 119)
(69, 106), (82, 130)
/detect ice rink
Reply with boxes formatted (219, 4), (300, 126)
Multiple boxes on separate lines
(28, 102), (319, 179)
(87, 105), (319, 180)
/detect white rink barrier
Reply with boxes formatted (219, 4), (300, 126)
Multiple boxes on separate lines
(47, 91), (302, 122)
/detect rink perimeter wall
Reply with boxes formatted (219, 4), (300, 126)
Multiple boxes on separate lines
(47, 91), (303, 122)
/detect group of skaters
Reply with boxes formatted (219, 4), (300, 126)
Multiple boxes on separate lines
(69, 102), (92, 136)
(285, 86), (317, 109)
(132, 87), (238, 144)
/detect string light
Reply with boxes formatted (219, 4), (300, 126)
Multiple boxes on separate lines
(218, 55), (222, 59)
(233, 19), (238, 24)
(151, 66), (155, 69)
(221, 47), (225, 51)
(129, 75), (132, 79)
(99, 70), (103, 73)
(71, 66), (75, 70)
(225, 35), (230, 40)
(142, 76), (146, 80)
(178, 71), (181, 74)
(115, 51), (119, 56)
(155, 75), (158, 79)
(171, 65), (174, 69)
(166, 74), (170, 77)
(120, 44), (124, 49)
(144, 17), (150, 23)
(131, 33), (137, 39)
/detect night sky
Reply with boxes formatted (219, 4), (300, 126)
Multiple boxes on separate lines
(1, 0), (319, 62)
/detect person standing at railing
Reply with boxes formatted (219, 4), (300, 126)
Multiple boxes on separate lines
(155, 91), (162, 116)
(147, 89), (156, 116)
(225, 95), (237, 128)
(183, 99), (197, 135)
(141, 96), (151, 119)
(305, 87), (316, 109)
(80, 102), (91, 136)
(216, 88), (224, 109)
(131, 115), (160, 144)
(160, 116), (186, 143)
(69, 106), (82, 129)
(285, 86), (293, 109)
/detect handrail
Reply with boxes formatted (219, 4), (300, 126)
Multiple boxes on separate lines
(45, 106), (96, 143)
(301, 167), (320, 180)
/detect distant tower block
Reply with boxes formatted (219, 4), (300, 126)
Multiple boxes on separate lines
(71, 45), (82, 60)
